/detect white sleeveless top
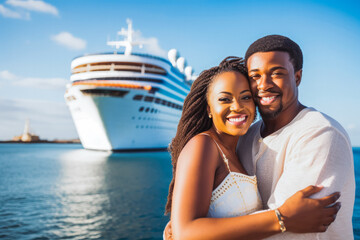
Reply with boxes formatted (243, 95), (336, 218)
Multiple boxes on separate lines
(206, 135), (263, 218)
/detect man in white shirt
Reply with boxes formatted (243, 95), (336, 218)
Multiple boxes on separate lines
(237, 35), (355, 239)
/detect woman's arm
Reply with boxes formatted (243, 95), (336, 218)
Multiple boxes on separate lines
(170, 135), (340, 240)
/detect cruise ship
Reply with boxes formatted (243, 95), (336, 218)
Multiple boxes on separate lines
(64, 19), (195, 151)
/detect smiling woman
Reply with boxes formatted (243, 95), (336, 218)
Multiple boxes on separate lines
(206, 71), (255, 138)
(163, 57), (341, 240)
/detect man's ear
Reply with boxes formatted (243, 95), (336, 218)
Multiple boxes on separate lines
(295, 69), (302, 86)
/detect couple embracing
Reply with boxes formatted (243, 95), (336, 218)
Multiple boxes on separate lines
(164, 35), (355, 239)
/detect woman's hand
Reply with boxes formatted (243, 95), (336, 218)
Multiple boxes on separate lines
(278, 185), (341, 233)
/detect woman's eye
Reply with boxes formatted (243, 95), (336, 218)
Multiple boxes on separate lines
(218, 97), (230, 102)
(242, 95), (252, 100)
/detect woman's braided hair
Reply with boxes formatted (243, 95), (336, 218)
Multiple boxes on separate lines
(165, 56), (248, 215)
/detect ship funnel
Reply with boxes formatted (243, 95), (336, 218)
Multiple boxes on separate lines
(176, 57), (186, 73)
(168, 49), (179, 67)
(184, 66), (194, 80)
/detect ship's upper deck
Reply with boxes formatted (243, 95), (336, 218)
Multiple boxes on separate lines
(71, 51), (191, 87)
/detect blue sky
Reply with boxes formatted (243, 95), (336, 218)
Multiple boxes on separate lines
(1, 0), (360, 146)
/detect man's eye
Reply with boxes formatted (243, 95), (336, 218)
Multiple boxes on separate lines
(249, 75), (260, 80)
(272, 72), (283, 76)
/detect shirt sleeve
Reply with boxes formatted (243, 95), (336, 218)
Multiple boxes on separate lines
(267, 126), (354, 209)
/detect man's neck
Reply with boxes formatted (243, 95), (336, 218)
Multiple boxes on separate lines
(261, 102), (306, 138)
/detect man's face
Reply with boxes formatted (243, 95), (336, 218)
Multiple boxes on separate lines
(247, 51), (302, 120)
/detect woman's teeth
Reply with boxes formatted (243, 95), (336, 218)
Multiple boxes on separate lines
(228, 116), (245, 123)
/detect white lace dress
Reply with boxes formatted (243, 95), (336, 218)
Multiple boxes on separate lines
(206, 136), (263, 218)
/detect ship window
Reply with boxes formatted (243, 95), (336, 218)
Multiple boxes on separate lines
(161, 100), (167, 105)
(171, 103), (176, 108)
(139, 107), (144, 112)
(81, 89), (129, 97)
(144, 96), (154, 102)
(133, 95), (143, 100)
(145, 107), (150, 112)
(167, 102), (172, 107)
(155, 98), (161, 104)
(151, 108), (154, 113)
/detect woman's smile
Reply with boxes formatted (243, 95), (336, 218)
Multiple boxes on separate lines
(227, 114), (248, 126)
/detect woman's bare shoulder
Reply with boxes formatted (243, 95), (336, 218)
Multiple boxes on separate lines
(178, 132), (220, 170)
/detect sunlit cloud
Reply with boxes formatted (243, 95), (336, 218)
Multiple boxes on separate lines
(0, 70), (18, 80)
(14, 77), (67, 90)
(132, 30), (167, 57)
(51, 32), (87, 50)
(6, 0), (58, 16)
(0, 4), (28, 19)
(0, 70), (67, 90)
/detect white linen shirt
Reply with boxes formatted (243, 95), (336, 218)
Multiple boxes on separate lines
(237, 107), (355, 240)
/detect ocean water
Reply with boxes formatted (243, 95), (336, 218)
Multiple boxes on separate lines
(0, 144), (359, 240)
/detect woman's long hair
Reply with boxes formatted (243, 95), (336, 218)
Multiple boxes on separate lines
(165, 56), (248, 215)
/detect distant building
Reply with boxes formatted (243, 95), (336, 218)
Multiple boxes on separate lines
(13, 119), (40, 142)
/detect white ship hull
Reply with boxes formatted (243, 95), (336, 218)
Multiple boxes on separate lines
(65, 85), (182, 151)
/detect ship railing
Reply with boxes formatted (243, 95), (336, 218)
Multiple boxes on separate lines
(72, 64), (166, 75)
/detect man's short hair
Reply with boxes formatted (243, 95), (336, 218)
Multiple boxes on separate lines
(245, 35), (303, 72)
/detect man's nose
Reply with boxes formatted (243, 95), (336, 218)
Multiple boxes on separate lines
(257, 74), (273, 91)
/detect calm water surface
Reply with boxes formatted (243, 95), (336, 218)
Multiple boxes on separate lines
(0, 144), (171, 239)
(0, 144), (359, 239)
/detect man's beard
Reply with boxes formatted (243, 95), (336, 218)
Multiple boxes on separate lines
(258, 103), (283, 120)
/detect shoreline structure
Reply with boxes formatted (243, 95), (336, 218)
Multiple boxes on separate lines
(6, 119), (80, 144)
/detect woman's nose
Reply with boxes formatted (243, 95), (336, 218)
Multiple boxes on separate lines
(230, 101), (242, 112)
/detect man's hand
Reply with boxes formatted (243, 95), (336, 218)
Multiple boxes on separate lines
(163, 221), (173, 240)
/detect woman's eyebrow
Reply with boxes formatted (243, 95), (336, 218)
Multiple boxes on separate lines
(218, 90), (250, 95)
